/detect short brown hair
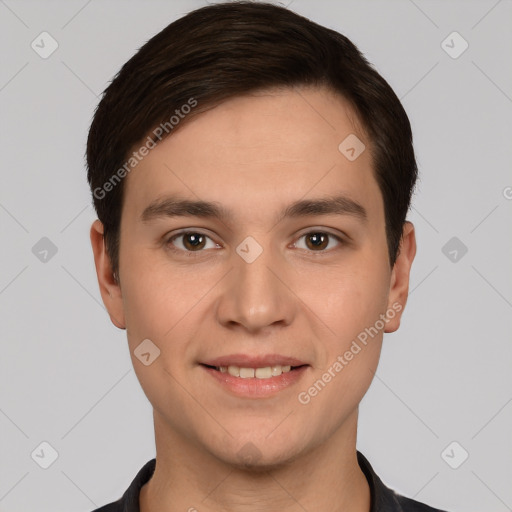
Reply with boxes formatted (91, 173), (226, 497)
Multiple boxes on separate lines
(86, 1), (418, 278)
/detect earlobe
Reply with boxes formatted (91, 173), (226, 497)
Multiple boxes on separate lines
(90, 219), (126, 329)
(384, 221), (417, 333)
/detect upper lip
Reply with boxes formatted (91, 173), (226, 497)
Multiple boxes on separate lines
(201, 354), (308, 368)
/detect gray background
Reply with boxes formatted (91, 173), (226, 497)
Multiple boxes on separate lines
(0, 0), (511, 510)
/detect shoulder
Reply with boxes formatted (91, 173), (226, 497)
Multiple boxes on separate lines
(357, 451), (451, 512)
(88, 458), (156, 512)
(89, 501), (123, 512)
(392, 492), (450, 512)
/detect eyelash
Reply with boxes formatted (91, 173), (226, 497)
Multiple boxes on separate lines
(164, 229), (345, 257)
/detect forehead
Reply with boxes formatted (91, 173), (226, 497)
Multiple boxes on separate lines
(121, 86), (383, 227)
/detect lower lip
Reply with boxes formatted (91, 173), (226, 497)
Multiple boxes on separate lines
(201, 365), (309, 398)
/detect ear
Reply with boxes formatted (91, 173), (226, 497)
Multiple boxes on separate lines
(384, 221), (417, 333)
(90, 219), (126, 329)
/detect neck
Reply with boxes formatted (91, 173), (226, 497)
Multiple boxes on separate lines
(140, 409), (370, 512)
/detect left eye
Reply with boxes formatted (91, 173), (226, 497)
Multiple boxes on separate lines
(294, 231), (342, 252)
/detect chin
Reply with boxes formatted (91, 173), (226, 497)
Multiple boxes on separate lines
(209, 432), (308, 472)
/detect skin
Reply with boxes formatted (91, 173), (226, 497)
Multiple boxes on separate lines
(90, 85), (416, 512)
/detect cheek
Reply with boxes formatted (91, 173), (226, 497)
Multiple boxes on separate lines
(313, 279), (385, 386)
(302, 258), (390, 343)
(295, 266), (387, 432)
(119, 243), (194, 338)
(119, 246), (218, 382)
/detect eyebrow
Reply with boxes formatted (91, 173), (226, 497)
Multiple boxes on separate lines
(140, 193), (367, 224)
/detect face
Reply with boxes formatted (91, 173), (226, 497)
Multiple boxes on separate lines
(91, 86), (415, 469)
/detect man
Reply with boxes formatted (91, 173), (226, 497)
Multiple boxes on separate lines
(87, 2), (450, 511)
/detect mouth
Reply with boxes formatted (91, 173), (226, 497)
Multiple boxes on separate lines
(199, 355), (310, 398)
(200, 363), (307, 379)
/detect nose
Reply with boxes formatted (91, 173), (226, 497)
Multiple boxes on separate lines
(215, 238), (296, 334)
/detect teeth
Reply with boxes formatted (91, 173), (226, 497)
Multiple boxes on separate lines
(220, 365), (293, 379)
(271, 365), (281, 376)
(227, 365), (240, 377)
(255, 367), (272, 379)
(239, 367), (255, 378)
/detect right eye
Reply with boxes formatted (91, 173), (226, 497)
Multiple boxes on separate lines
(166, 231), (220, 255)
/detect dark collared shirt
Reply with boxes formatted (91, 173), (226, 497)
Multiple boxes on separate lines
(92, 451), (449, 512)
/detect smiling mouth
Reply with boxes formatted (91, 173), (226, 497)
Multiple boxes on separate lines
(201, 364), (307, 379)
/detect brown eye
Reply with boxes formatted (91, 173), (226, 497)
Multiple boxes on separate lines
(295, 231), (342, 252)
(168, 232), (217, 253)
(305, 232), (328, 250)
(182, 233), (206, 251)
